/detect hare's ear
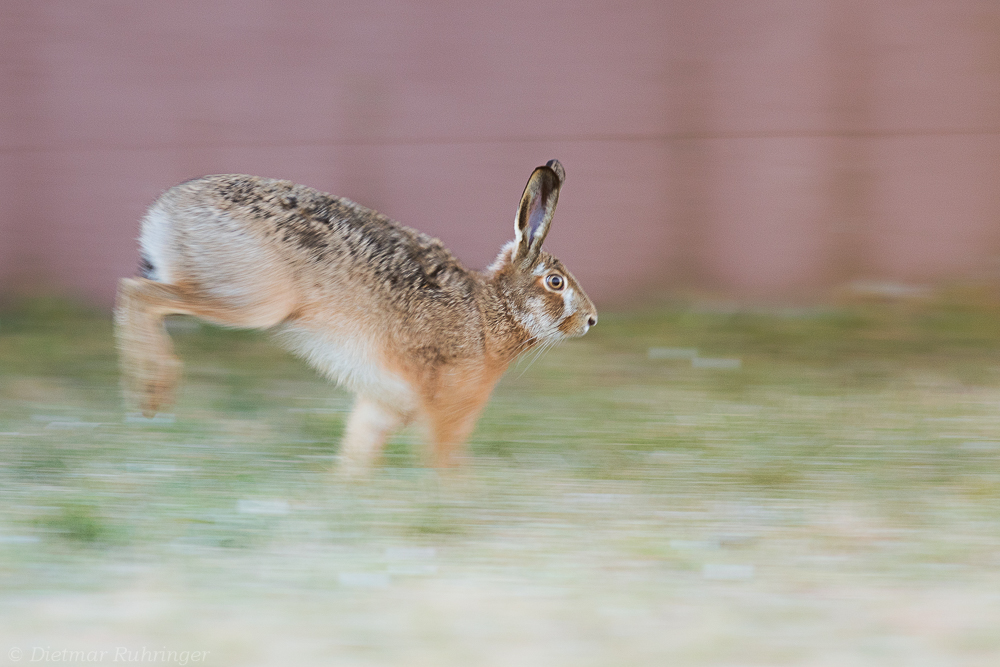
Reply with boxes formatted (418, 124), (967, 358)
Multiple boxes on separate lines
(514, 159), (565, 264)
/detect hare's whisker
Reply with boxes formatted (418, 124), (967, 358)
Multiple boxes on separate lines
(515, 337), (558, 379)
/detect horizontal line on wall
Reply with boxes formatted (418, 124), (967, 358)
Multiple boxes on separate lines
(3, 128), (1000, 154)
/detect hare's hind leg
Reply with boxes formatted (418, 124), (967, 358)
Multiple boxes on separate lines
(115, 278), (187, 416)
(115, 277), (293, 416)
(338, 396), (405, 475)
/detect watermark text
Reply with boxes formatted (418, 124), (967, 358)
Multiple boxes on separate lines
(8, 646), (209, 664)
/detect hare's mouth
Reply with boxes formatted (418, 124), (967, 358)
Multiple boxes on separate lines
(557, 312), (595, 338)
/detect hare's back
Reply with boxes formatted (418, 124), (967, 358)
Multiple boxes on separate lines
(138, 175), (331, 327)
(145, 175), (376, 285)
(139, 175), (475, 330)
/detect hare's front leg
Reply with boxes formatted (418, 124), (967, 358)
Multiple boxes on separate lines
(339, 396), (405, 474)
(422, 387), (493, 467)
(115, 278), (184, 417)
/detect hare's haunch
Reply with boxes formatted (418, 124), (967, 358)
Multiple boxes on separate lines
(115, 160), (596, 470)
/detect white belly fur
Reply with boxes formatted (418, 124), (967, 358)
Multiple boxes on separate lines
(276, 324), (416, 412)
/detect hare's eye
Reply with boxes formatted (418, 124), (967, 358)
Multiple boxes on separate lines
(545, 274), (565, 291)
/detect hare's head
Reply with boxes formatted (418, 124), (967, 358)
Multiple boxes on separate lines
(488, 160), (597, 343)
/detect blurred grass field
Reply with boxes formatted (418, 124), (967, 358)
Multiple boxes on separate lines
(2, 294), (1000, 666)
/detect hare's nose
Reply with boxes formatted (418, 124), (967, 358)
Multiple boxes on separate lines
(587, 315), (597, 327)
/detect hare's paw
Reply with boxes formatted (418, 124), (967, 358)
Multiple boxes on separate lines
(141, 354), (182, 417)
(122, 350), (181, 417)
(337, 397), (404, 475)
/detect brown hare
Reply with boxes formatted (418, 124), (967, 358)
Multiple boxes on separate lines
(115, 160), (596, 470)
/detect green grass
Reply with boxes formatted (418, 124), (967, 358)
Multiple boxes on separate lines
(2, 295), (1000, 665)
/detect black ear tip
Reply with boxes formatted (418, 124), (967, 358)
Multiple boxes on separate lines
(544, 159), (566, 185)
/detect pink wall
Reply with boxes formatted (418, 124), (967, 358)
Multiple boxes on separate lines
(2, 0), (999, 306)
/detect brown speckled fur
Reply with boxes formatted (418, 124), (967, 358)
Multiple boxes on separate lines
(115, 160), (596, 471)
